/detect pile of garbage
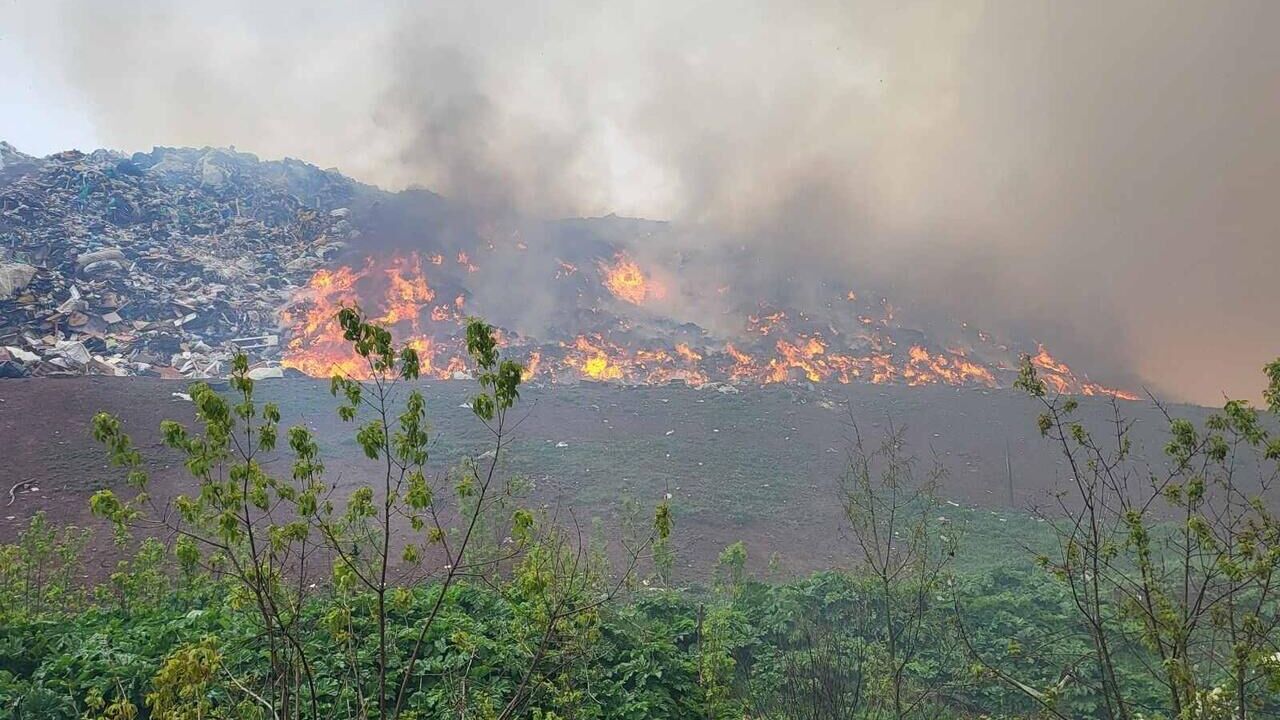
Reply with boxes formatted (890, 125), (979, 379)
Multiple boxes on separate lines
(0, 142), (363, 378)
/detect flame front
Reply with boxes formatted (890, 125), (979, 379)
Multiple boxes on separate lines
(1031, 346), (1139, 400)
(281, 255), (474, 380)
(280, 250), (1136, 399)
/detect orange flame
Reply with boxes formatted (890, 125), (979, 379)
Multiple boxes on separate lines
(522, 350), (542, 381)
(378, 253), (434, 328)
(901, 345), (997, 387)
(1031, 345), (1138, 400)
(282, 256), (469, 380)
(600, 253), (664, 305)
(280, 252), (1137, 399)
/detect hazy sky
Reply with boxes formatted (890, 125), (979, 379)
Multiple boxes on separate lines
(4, 0), (1279, 404)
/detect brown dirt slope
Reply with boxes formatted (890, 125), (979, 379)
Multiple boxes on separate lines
(0, 377), (1223, 578)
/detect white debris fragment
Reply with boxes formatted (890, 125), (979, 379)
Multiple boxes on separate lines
(0, 263), (36, 299)
(3, 346), (40, 364)
(246, 366), (283, 380)
(231, 334), (279, 349)
(53, 340), (91, 365)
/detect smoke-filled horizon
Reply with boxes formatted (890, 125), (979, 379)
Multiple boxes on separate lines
(9, 0), (1279, 404)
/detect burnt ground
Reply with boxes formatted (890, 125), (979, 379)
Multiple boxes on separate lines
(0, 377), (1226, 580)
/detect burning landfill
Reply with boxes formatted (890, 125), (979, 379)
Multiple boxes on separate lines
(0, 141), (1136, 399)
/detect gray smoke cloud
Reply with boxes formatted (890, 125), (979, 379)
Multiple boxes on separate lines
(10, 0), (1280, 404)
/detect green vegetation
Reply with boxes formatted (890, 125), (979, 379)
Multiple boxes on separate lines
(0, 519), (1113, 720)
(2, 318), (1279, 719)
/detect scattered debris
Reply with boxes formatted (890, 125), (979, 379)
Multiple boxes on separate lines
(0, 143), (358, 379)
(7, 478), (36, 506)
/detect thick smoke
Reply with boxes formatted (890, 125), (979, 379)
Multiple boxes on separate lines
(11, 0), (1280, 403)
